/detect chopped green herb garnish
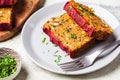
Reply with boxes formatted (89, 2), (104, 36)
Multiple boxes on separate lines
(70, 34), (77, 39)
(66, 28), (70, 33)
(0, 56), (17, 78)
(42, 32), (44, 34)
(80, 14), (83, 16)
(42, 37), (46, 43)
(78, 4), (83, 8)
(54, 44), (57, 47)
(86, 11), (94, 18)
(62, 18), (64, 21)
(64, 54), (69, 57)
(54, 59), (60, 64)
(61, 19), (65, 24)
(51, 24), (56, 28)
(54, 50), (59, 54)
(62, 32), (65, 34)
(86, 12), (91, 17)
(54, 55), (62, 64)
(46, 42), (49, 45)
(48, 50), (50, 52)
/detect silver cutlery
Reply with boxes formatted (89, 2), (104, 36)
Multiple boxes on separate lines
(58, 40), (120, 71)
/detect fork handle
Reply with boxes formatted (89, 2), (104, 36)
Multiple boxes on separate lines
(89, 40), (120, 61)
(101, 40), (120, 57)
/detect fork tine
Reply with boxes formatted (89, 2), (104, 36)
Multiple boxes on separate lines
(59, 60), (81, 67)
(61, 66), (86, 71)
(58, 58), (80, 66)
(60, 62), (83, 69)
(60, 62), (85, 71)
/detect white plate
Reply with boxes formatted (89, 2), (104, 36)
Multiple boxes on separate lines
(22, 1), (120, 75)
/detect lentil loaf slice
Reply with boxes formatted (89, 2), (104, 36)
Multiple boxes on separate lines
(64, 1), (113, 40)
(43, 13), (95, 58)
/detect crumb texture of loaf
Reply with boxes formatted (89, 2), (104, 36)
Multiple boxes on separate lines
(64, 1), (113, 40)
(0, 8), (12, 31)
(43, 13), (95, 58)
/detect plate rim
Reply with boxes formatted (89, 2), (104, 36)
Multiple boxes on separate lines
(22, 1), (120, 75)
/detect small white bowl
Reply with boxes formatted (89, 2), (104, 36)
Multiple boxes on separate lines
(0, 47), (21, 80)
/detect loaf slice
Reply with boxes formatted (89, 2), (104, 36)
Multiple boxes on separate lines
(43, 13), (95, 58)
(0, 8), (12, 31)
(64, 1), (113, 40)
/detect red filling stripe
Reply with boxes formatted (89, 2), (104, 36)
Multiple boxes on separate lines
(0, 0), (13, 6)
(0, 23), (11, 31)
(64, 2), (94, 36)
(43, 27), (74, 58)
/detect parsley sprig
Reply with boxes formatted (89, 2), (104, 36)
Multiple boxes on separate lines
(70, 34), (77, 39)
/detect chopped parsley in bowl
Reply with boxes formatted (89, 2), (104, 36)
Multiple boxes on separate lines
(0, 47), (21, 80)
(0, 56), (17, 78)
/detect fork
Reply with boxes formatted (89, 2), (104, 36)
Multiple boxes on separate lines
(58, 40), (120, 71)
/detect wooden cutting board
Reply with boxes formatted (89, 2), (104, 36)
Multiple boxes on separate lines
(0, 0), (44, 41)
